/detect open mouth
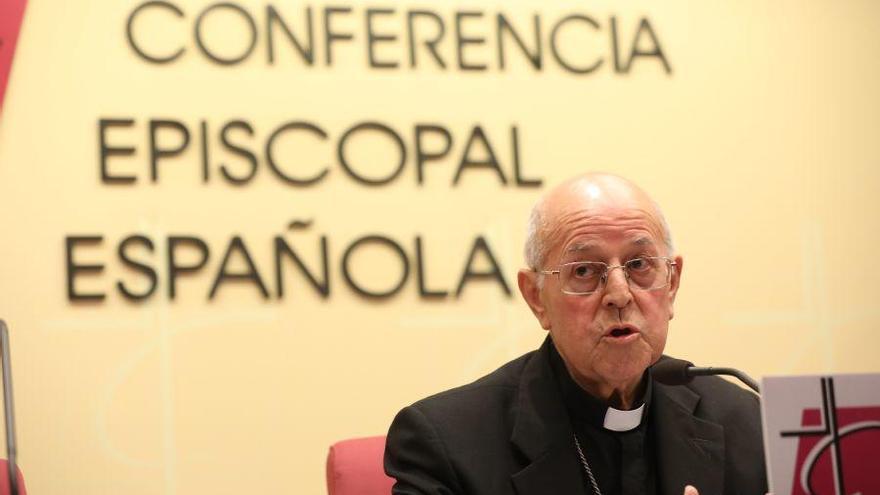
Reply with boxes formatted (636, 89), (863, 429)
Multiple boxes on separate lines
(608, 327), (636, 338)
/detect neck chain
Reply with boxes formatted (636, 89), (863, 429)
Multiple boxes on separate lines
(573, 433), (603, 495)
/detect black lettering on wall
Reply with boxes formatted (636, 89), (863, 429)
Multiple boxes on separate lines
(167, 235), (210, 300)
(338, 122), (407, 186)
(117, 235), (158, 301)
(549, 15), (602, 74)
(414, 124), (452, 185)
(274, 234), (330, 298)
(150, 119), (191, 183)
(323, 6), (354, 65)
(624, 18), (671, 74)
(511, 125), (541, 187)
(455, 11), (487, 71)
(455, 236), (511, 297)
(126, 1), (185, 64)
(200, 120), (211, 182)
(99, 118), (137, 184)
(265, 121), (329, 185)
(123, 5), (672, 76)
(453, 125), (507, 185)
(496, 13), (541, 70)
(219, 120), (258, 184)
(365, 8), (398, 69)
(209, 236), (269, 299)
(415, 236), (448, 298)
(266, 5), (314, 65)
(66, 236), (106, 302)
(610, 16), (623, 72)
(194, 2), (258, 65)
(406, 10), (446, 69)
(341, 235), (409, 299)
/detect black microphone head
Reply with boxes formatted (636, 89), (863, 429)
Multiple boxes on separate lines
(651, 357), (695, 386)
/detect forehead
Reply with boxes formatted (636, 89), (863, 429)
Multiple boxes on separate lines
(545, 206), (666, 261)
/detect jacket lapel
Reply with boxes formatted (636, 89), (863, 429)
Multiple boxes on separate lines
(510, 339), (587, 495)
(652, 382), (725, 495)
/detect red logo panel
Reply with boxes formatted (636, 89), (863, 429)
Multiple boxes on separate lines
(0, 0), (28, 111)
(784, 378), (880, 495)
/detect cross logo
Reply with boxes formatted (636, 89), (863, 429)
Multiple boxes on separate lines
(780, 377), (880, 495)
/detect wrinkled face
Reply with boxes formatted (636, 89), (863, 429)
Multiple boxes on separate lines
(521, 199), (683, 395)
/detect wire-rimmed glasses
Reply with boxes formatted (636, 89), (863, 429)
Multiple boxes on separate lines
(539, 257), (677, 295)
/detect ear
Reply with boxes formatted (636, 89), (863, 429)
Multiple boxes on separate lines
(667, 255), (683, 320)
(518, 269), (551, 330)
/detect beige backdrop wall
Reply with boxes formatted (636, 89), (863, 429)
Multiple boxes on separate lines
(1, 0), (878, 494)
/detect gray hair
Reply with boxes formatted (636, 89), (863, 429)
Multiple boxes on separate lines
(524, 197), (675, 273)
(524, 198), (549, 271)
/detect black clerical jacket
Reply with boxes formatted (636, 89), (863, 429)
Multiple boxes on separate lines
(385, 339), (767, 495)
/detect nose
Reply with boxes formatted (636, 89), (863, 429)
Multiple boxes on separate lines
(601, 265), (633, 309)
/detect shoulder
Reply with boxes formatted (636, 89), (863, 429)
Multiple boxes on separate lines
(686, 374), (761, 420)
(654, 362), (765, 465)
(684, 374), (765, 453)
(384, 349), (540, 493)
(652, 356), (765, 452)
(653, 354), (761, 422)
(685, 371), (768, 492)
(401, 349), (536, 429)
(652, 357), (767, 492)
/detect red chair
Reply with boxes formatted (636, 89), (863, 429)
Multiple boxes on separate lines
(326, 436), (393, 495)
(0, 459), (24, 495)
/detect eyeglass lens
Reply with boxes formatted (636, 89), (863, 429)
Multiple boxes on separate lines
(560, 258), (671, 294)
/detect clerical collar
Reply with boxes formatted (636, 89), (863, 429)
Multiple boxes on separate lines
(548, 340), (652, 432)
(603, 403), (645, 432)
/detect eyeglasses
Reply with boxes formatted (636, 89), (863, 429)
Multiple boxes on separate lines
(539, 257), (677, 295)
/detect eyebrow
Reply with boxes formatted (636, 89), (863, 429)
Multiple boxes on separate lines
(565, 242), (599, 254)
(565, 236), (656, 254)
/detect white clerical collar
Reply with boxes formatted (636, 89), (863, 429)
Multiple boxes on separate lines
(603, 403), (645, 432)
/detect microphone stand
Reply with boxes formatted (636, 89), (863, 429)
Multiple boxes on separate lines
(688, 366), (761, 394)
(0, 321), (18, 495)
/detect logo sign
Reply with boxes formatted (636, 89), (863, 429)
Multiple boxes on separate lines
(0, 0), (27, 111)
(762, 374), (880, 495)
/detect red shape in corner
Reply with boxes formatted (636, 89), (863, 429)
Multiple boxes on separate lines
(0, 0), (28, 112)
(790, 406), (880, 495)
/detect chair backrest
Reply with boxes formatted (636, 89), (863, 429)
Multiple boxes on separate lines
(326, 436), (394, 495)
(0, 460), (25, 495)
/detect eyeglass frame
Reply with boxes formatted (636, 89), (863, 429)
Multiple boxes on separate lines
(537, 256), (678, 296)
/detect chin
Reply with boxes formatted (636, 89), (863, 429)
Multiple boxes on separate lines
(596, 352), (652, 384)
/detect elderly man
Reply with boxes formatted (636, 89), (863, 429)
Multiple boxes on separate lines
(385, 174), (767, 495)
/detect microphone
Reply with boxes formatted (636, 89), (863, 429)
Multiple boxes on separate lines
(651, 357), (761, 394)
(0, 321), (19, 495)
